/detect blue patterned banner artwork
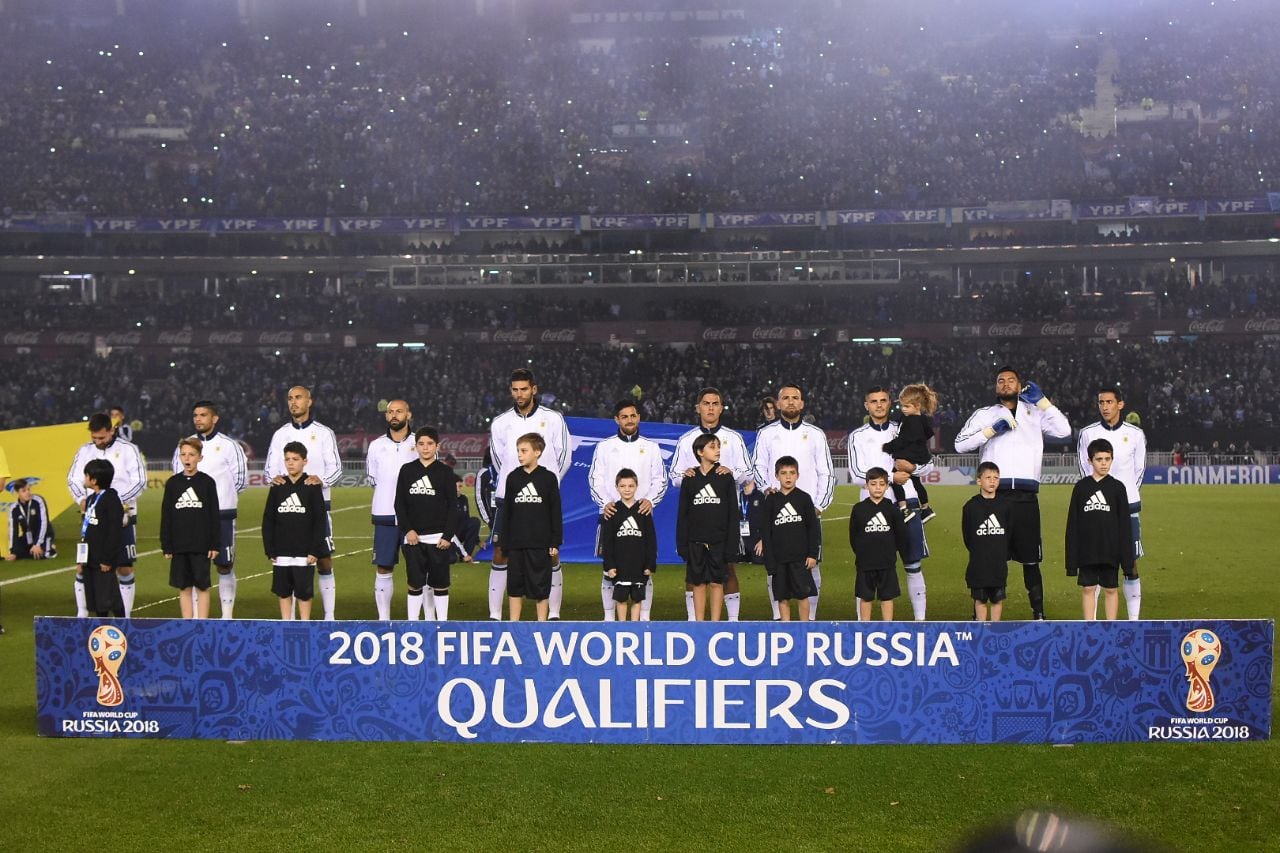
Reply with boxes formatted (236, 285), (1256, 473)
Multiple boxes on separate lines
(37, 618), (1271, 745)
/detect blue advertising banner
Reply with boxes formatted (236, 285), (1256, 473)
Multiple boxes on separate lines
(479, 417), (757, 565)
(1143, 465), (1280, 485)
(831, 208), (943, 225)
(37, 618), (1272, 744)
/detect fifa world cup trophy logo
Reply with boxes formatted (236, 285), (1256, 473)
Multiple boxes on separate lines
(1180, 629), (1221, 713)
(87, 625), (128, 707)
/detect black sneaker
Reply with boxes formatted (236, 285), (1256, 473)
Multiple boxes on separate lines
(901, 508), (917, 523)
(1033, 611), (1046, 621)
(919, 506), (936, 524)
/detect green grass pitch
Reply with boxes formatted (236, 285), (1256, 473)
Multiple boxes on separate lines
(1, 484), (1276, 852)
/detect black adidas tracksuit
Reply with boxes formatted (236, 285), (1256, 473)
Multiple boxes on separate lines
(82, 488), (126, 616)
(601, 501), (657, 603)
(160, 470), (222, 591)
(1065, 474), (1135, 587)
(848, 497), (908, 601)
(760, 488), (820, 601)
(395, 458), (462, 591)
(676, 467), (740, 586)
(262, 475), (329, 600)
(8, 494), (54, 559)
(961, 493), (1013, 601)
(499, 465), (562, 600)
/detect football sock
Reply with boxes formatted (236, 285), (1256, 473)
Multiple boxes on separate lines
(685, 590), (695, 621)
(548, 566), (563, 619)
(318, 572), (336, 620)
(218, 570), (237, 619)
(1092, 585), (1101, 619)
(601, 577), (616, 621)
(118, 572), (135, 617)
(906, 568), (927, 620)
(74, 575), (87, 618)
(640, 577), (654, 621)
(488, 565), (507, 620)
(854, 597), (863, 620)
(767, 574), (780, 620)
(807, 565), (822, 621)
(374, 573), (394, 620)
(433, 589), (450, 621)
(724, 592), (741, 621)
(1124, 578), (1142, 620)
(423, 587), (436, 620)
(407, 590), (424, 620)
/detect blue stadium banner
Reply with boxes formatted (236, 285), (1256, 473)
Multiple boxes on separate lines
(1143, 465), (1280, 485)
(831, 207), (943, 225)
(37, 618), (1271, 744)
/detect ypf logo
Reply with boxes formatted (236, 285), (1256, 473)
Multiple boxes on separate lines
(87, 625), (128, 707)
(1180, 629), (1221, 713)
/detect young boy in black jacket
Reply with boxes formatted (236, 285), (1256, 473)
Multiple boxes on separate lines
(601, 468), (658, 621)
(757, 456), (820, 621)
(676, 434), (741, 621)
(161, 438), (222, 619)
(262, 442), (329, 620)
(395, 427), (462, 621)
(848, 467), (909, 621)
(1066, 438), (1136, 621)
(79, 459), (127, 618)
(6, 479), (56, 561)
(961, 461), (1014, 622)
(498, 433), (563, 621)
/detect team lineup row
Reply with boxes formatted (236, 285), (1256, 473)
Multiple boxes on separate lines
(59, 365), (1147, 623)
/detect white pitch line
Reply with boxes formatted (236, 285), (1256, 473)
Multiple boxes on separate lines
(0, 504), (371, 588)
(131, 547), (374, 613)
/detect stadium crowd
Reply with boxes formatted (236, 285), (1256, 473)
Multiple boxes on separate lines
(5, 269), (1280, 332)
(1, 1), (1277, 218)
(1, 337), (1275, 455)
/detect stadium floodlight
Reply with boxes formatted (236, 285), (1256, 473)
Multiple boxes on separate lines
(376, 343), (399, 348)
(879, 337), (903, 343)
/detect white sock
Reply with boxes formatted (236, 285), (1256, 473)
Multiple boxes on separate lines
(854, 598), (863, 620)
(374, 573), (394, 620)
(1093, 585), (1101, 619)
(74, 576), (88, 618)
(1124, 578), (1142, 620)
(318, 573), (336, 620)
(767, 574), (781, 620)
(685, 590), (695, 621)
(192, 588), (199, 611)
(218, 570), (237, 619)
(807, 564), (821, 621)
(548, 566), (564, 619)
(119, 574), (136, 617)
(640, 577), (654, 621)
(433, 591), (450, 621)
(905, 569), (927, 620)
(602, 577), (616, 621)
(488, 566), (507, 619)
(724, 592), (741, 621)
(407, 591), (424, 620)
(423, 587), (436, 620)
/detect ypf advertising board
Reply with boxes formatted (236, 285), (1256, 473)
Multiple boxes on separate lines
(37, 619), (1271, 745)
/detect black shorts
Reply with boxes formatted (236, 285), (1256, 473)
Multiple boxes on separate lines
(507, 548), (553, 600)
(855, 567), (900, 602)
(403, 542), (453, 590)
(998, 489), (1043, 565)
(169, 552), (212, 591)
(685, 544), (728, 586)
(771, 560), (817, 601)
(612, 579), (647, 604)
(272, 563), (315, 601)
(970, 586), (1007, 604)
(1078, 564), (1119, 589)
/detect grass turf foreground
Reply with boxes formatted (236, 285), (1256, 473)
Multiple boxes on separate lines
(0, 484), (1276, 852)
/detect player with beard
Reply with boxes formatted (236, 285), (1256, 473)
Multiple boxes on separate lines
(956, 367), (1070, 619)
(366, 399), (419, 619)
